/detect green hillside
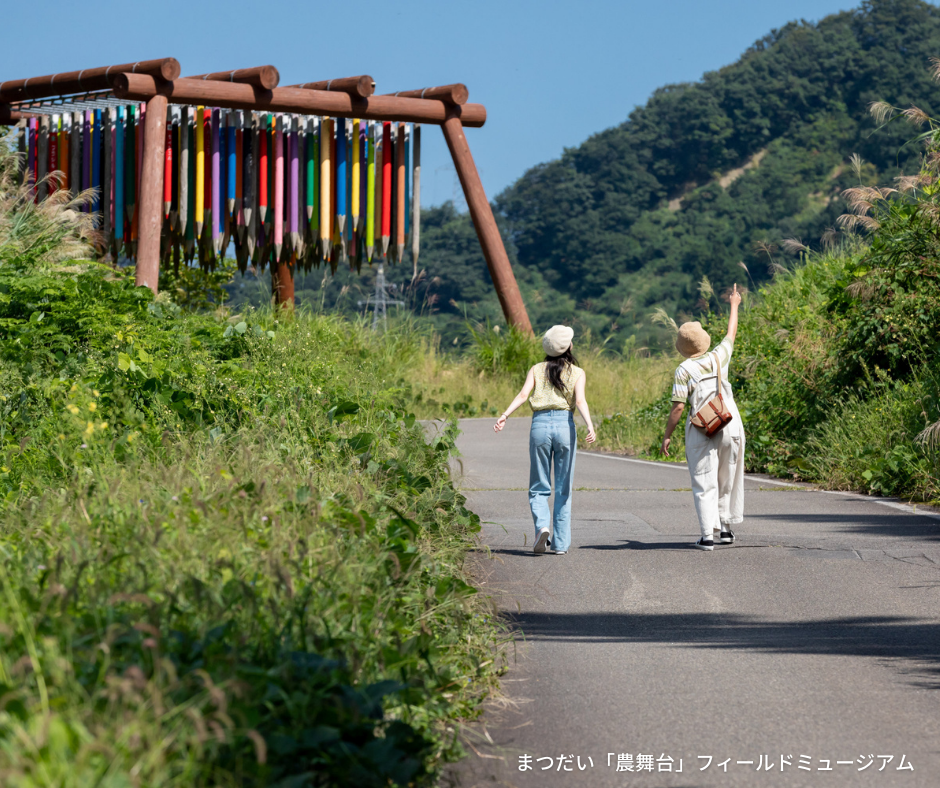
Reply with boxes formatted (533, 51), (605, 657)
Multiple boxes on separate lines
(412, 0), (940, 346)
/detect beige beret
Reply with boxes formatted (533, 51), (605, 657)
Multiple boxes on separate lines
(542, 325), (574, 357)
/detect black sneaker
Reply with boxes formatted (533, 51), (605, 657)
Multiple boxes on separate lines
(719, 529), (735, 544)
(693, 539), (714, 551)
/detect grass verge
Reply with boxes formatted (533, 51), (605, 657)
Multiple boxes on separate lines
(0, 256), (505, 785)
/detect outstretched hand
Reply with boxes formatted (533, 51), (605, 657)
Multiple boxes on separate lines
(494, 415), (507, 433)
(729, 283), (742, 309)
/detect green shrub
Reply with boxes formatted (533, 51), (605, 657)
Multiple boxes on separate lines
(0, 147), (504, 786)
(467, 321), (542, 379)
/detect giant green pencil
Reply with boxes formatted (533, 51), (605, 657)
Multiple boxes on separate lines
(366, 121), (375, 262)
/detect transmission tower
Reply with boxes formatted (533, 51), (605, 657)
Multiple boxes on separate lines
(358, 264), (404, 331)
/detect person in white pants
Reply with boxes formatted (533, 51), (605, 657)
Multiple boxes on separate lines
(661, 285), (745, 550)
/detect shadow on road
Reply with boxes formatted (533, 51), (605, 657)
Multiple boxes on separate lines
(482, 547), (546, 558)
(509, 612), (940, 687)
(579, 539), (694, 551)
(749, 512), (940, 540)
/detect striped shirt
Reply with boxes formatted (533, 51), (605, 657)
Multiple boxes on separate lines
(671, 337), (734, 404)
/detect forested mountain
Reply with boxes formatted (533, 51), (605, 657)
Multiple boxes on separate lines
(411, 0), (940, 347)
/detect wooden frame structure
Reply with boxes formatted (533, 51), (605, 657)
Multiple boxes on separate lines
(1, 57), (532, 333)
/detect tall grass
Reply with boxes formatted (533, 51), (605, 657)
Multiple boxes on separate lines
(396, 323), (675, 442)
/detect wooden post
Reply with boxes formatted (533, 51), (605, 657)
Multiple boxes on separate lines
(440, 111), (532, 334)
(272, 260), (294, 308)
(136, 94), (168, 293)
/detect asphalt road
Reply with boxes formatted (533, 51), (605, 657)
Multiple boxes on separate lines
(444, 417), (940, 788)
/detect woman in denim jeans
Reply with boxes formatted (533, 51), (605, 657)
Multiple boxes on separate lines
(494, 326), (596, 554)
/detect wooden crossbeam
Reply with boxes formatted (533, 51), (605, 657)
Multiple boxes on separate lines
(384, 84), (468, 105)
(110, 74), (486, 127)
(0, 58), (180, 103)
(287, 76), (374, 99)
(186, 66), (280, 90)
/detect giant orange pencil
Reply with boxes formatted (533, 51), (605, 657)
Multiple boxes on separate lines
(396, 122), (406, 263)
(195, 105), (205, 238)
(381, 122), (391, 257)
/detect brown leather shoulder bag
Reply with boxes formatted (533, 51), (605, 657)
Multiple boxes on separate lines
(689, 353), (733, 437)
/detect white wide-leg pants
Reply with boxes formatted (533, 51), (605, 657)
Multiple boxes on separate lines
(685, 422), (745, 539)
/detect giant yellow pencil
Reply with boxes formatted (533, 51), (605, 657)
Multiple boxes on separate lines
(319, 118), (332, 259)
(195, 105), (205, 238)
(351, 119), (360, 243)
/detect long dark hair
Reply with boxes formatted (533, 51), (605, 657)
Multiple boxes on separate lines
(545, 346), (578, 392)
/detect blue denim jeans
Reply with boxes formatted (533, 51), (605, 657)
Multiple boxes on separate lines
(529, 409), (577, 552)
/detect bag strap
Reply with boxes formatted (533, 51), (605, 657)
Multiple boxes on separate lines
(714, 351), (722, 397)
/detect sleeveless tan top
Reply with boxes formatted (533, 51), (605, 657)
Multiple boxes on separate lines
(528, 362), (583, 411)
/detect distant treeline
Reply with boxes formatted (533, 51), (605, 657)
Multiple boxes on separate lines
(403, 0), (940, 348)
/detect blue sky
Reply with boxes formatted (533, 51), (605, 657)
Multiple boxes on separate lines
(3, 0), (923, 206)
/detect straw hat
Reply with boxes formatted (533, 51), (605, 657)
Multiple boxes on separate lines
(675, 322), (711, 358)
(542, 325), (574, 357)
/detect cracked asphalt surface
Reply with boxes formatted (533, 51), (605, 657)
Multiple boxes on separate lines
(444, 417), (940, 788)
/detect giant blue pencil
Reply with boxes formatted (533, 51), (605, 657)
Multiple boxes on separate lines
(336, 117), (347, 244)
(115, 107), (125, 250)
(227, 111), (236, 214)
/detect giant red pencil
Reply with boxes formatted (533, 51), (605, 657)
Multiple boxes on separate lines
(381, 121), (391, 256)
(259, 114), (268, 224)
(164, 109), (173, 218)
